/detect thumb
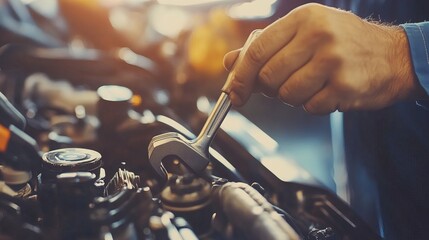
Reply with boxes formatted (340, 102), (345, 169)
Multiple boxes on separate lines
(223, 49), (241, 71)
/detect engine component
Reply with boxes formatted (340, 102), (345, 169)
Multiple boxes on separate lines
(212, 182), (300, 240)
(0, 165), (32, 198)
(0, 193), (43, 240)
(160, 174), (212, 235)
(149, 212), (198, 240)
(105, 168), (141, 195)
(56, 172), (97, 239)
(41, 148), (102, 180)
(0, 91), (41, 173)
(90, 186), (155, 240)
(97, 85), (133, 133)
(308, 226), (336, 240)
(37, 148), (104, 231)
(0, 91), (26, 130)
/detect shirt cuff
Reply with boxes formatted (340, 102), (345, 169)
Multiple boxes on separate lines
(400, 23), (429, 95)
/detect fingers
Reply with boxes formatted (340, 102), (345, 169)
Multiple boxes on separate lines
(223, 3), (405, 114)
(228, 16), (299, 106)
(258, 35), (315, 97)
(303, 88), (339, 115)
(277, 60), (329, 106)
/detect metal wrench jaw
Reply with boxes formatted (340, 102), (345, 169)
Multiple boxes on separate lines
(148, 31), (262, 184)
(148, 132), (210, 183)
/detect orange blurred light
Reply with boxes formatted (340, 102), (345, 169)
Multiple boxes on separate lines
(131, 94), (143, 107)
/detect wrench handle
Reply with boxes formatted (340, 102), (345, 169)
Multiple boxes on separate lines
(194, 92), (231, 151)
(194, 30), (262, 151)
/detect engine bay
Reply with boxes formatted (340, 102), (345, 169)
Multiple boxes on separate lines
(0, 1), (382, 239)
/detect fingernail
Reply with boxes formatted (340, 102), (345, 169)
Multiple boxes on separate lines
(223, 57), (229, 71)
(223, 53), (233, 71)
(302, 105), (308, 112)
(230, 92), (243, 106)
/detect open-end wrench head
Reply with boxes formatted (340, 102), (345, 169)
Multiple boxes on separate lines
(148, 132), (210, 182)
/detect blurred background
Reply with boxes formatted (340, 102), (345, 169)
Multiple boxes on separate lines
(0, 0), (428, 239)
(0, 0), (337, 192)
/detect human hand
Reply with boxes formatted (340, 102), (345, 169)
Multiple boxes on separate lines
(223, 3), (425, 114)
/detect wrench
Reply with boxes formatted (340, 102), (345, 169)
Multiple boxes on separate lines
(148, 30), (261, 181)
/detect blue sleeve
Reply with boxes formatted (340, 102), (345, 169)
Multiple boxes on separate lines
(401, 22), (429, 108)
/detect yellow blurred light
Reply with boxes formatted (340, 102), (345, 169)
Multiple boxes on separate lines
(62, 0), (100, 8)
(157, 0), (225, 6)
(187, 9), (232, 76)
(188, 26), (228, 75)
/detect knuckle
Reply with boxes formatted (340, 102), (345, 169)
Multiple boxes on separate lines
(327, 52), (343, 67)
(308, 25), (335, 44)
(290, 3), (326, 25)
(258, 72), (278, 97)
(331, 81), (351, 96)
(296, 3), (323, 16)
(312, 46), (346, 76)
(316, 50), (343, 71)
(351, 100), (364, 110)
(331, 73), (361, 96)
(231, 72), (247, 91)
(321, 29), (335, 43)
(299, 15), (337, 46)
(258, 66), (274, 86)
(287, 73), (302, 86)
(246, 42), (265, 65)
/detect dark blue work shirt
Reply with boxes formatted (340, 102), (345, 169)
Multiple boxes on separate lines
(402, 22), (429, 112)
(329, 1), (429, 240)
(402, 23), (429, 96)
